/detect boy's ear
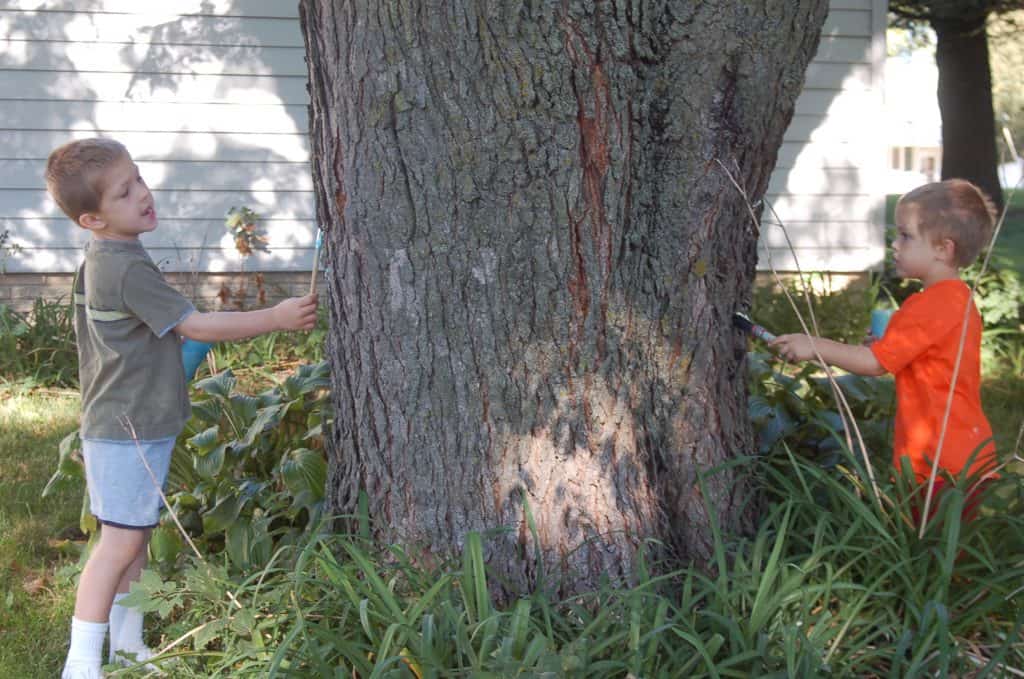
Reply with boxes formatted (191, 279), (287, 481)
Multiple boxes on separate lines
(77, 212), (106, 232)
(934, 237), (956, 264)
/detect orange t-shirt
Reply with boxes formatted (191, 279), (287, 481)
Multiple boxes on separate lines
(869, 280), (995, 481)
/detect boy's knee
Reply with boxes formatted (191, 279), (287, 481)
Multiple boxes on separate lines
(96, 525), (150, 562)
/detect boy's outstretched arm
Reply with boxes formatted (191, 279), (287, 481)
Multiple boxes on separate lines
(175, 294), (319, 343)
(770, 333), (887, 377)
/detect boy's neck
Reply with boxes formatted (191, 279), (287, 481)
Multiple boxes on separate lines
(920, 266), (961, 289)
(90, 233), (140, 243)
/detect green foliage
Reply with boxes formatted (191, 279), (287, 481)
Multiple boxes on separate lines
(120, 450), (1024, 677)
(208, 308), (327, 376)
(750, 275), (878, 345)
(0, 298), (78, 387)
(747, 351), (895, 468)
(45, 362), (332, 575)
(0, 229), (22, 273)
(224, 206), (269, 258)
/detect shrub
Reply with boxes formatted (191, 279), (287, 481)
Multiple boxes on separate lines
(0, 298), (78, 387)
(45, 361), (332, 575)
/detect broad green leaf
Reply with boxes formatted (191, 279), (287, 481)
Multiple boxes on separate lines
(194, 443), (227, 480)
(237, 404), (287, 449)
(280, 448), (327, 504)
(202, 492), (242, 534)
(189, 399), (222, 425)
(149, 524), (183, 563)
(226, 520), (252, 569)
(195, 370), (237, 399)
(229, 394), (261, 422)
(188, 426), (221, 455)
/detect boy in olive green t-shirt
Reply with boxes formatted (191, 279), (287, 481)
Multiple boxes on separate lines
(46, 138), (319, 678)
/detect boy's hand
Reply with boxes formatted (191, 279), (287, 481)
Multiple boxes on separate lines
(770, 333), (815, 362)
(273, 294), (319, 331)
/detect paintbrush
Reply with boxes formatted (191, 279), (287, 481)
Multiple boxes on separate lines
(310, 228), (322, 296)
(732, 312), (777, 343)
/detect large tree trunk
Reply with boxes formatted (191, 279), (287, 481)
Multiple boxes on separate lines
(299, 1), (827, 596)
(933, 14), (1005, 208)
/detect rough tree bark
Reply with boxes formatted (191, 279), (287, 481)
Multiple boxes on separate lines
(299, 1), (827, 596)
(933, 15), (1005, 207)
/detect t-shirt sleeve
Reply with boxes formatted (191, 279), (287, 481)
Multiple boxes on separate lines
(870, 287), (970, 374)
(122, 261), (195, 338)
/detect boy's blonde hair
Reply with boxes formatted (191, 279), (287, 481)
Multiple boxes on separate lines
(898, 179), (997, 268)
(45, 138), (129, 223)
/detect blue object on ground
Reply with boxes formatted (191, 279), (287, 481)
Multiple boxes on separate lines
(182, 339), (213, 381)
(870, 309), (894, 339)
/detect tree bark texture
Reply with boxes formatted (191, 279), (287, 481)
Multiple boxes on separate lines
(300, 1), (827, 595)
(933, 15), (1005, 208)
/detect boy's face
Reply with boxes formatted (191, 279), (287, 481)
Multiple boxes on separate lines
(78, 154), (157, 240)
(892, 202), (951, 282)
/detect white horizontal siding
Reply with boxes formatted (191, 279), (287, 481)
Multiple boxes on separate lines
(2, 3), (314, 274)
(0, 159), (313, 191)
(762, 0), (887, 272)
(0, 70), (309, 105)
(2, 11), (304, 45)
(1, 100), (309, 134)
(1, 41), (307, 75)
(5, 1), (887, 275)
(6, 131), (309, 162)
(0, 1), (298, 16)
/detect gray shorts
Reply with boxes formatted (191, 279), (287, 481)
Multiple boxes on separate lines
(81, 437), (176, 529)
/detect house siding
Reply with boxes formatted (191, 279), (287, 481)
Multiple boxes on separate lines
(2, 0), (887, 296)
(0, 0), (315, 278)
(765, 0), (888, 272)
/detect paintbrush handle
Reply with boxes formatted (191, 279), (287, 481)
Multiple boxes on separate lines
(309, 230), (322, 296)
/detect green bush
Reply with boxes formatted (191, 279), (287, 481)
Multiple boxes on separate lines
(120, 451), (1024, 677)
(45, 361), (332, 575)
(750, 274), (878, 346)
(0, 298), (78, 387)
(746, 350), (894, 469)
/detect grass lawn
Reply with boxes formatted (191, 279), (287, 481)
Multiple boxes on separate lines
(0, 387), (82, 679)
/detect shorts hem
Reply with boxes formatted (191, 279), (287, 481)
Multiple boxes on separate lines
(96, 516), (159, 530)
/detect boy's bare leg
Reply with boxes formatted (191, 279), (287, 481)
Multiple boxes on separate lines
(63, 526), (148, 678)
(116, 542), (148, 594)
(74, 526), (149, 621)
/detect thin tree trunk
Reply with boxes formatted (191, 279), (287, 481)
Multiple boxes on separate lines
(300, 1), (827, 596)
(934, 14), (1005, 208)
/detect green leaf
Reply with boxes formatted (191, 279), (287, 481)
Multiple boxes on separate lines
(194, 443), (227, 480)
(202, 492), (243, 534)
(188, 426), (221, 455)
(195, 370), (237, 399)
(43, 430), (84, 497)
(194, 618), (228, 650)
(189, 399), (222, 425)
(226, 519), (252, 569)
(280, 448), (327, 507)
(149, 524), (183, 563)
(237, 404), (287, 449)
(229, 394), (261, 422)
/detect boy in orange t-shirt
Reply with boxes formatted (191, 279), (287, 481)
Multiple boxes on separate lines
(772, 179), (997, 488)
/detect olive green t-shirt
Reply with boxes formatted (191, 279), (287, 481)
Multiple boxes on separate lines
(73, 239), (195, 440)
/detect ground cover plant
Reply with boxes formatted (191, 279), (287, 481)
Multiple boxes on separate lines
(1, 272), (1021, 676)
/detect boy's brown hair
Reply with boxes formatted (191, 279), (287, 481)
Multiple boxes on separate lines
(898, 179), (997, 268)
(45, 138), (129, 223)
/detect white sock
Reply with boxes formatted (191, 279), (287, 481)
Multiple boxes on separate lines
(109, 592), (147, 662)
(62, 617), (107, 677)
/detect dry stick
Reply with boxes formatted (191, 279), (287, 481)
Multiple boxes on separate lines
(716, 160), (881, 504)
(917, 177), (1021, 538)
(761, 198), (878, 491)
